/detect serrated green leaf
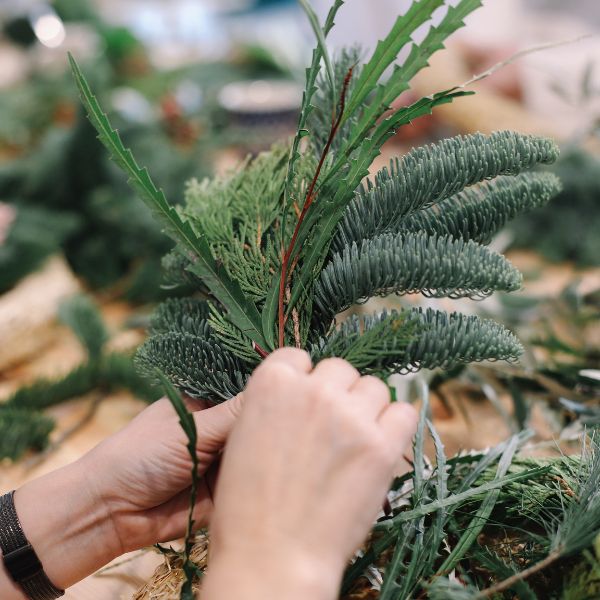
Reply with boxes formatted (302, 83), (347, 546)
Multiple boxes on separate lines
(69, 53), (267, 350)
(342, 0), (444, 124)
(298, 0), (336, 109)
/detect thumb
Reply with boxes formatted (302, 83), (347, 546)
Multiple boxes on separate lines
(192, 392), (245, 452)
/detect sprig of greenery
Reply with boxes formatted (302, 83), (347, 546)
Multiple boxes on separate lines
(157, 372), (199, 600)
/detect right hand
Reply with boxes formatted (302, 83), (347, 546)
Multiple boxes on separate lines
(203, 348), (418, 600)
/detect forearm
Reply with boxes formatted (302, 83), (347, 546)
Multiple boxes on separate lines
(1, 457), (122, 597)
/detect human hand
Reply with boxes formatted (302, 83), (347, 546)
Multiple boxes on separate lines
(203, 348), (418, 600)
(11, 394), (243, 592)
(82, 394), (245, 550)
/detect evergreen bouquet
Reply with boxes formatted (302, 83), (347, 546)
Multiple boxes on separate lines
(68, 0), (600, 597)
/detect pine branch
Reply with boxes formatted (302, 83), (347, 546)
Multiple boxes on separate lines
(0, 407), (54, 461)
(399, 172), (562, 245)
(315, 232), (522, 319)
(150, 297), (212, 335)
(400, 308), (524, 372)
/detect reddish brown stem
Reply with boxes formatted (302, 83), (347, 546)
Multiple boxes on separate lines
(277, 67), (353, 347)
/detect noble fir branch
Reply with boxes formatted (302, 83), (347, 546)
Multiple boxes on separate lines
(402, 308), (523, 372)
(150, 297), (212, 336)
(332, 131), (560, 253)
(310, 311), (415, 374)
(135, 331), (250, 402)
(400, 172), (562, 246)
(315, 231), (522, 319)
(311, 308), (522, 376)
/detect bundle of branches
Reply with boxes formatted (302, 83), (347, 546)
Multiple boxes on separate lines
(510, 146), (600, 266)
(69, 0), (579, 597)
(0, 295), (160, 461)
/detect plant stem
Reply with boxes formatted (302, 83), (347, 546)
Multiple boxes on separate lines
(277, 67), (353, 347)
(477, 550), (561, 598)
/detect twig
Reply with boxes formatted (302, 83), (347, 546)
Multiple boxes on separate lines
(477, 550), (561, 598)
(277, 67), (354, 347)
(458, 34), (596, 90)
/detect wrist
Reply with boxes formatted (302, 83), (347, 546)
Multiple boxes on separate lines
(13, 457), (121, 590)
(202, 546), (343, 600)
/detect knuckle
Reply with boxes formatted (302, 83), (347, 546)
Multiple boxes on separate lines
(251, 362), (296, 390)
(361, 376), (390, 399)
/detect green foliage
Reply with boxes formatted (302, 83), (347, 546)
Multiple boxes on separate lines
(158, 373), (199, 600)
(341, 415), (600, 599)
(0, 204), (79, 293)
(333, 131), (560, 253)
(58, 295), (109, 361)
(401, 172), (562, 245)
(0, 295), (160, 460)
(315, 232), (523, 319)
(0, 408), (54, 461)
(70, 0), (561, 408)
(511, 146), (600, 266)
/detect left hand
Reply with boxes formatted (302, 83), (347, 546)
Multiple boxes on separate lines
(12, 395), (242, 592)
(84, 395), (244, 551)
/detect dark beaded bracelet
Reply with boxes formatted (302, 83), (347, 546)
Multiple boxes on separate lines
(0, 491), (65, 600)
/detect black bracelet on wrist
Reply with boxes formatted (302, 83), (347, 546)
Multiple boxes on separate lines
(0, 491), (65, 600)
